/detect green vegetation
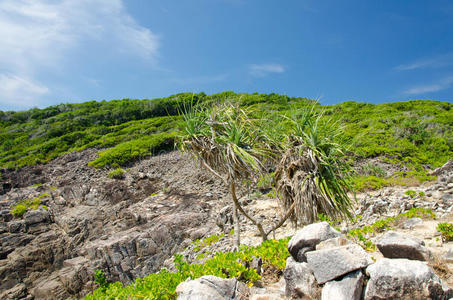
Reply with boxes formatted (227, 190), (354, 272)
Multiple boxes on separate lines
(84, 238), (289, 300)
(10, 192), (50, 217)
(347, 208), (436, 250)
(404, 190), (418, 198)
(0, 93), (450, 173)
(437, 222), (453, 241)
(108, 168), (126, 179)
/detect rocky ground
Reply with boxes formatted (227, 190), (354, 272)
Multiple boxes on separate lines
(0, 149), (452, 299)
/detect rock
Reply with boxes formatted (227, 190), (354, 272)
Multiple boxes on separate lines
(31, 274), (69, 300)
(283, 257), (320, 299)
(364, 258), (446, 300)
(306, 244), (372, 284)
(175, 275), (249, 300)
(321, 270), (364, 300)
(23, 208), (50, 226)
(288, 222), (343, 262)
(376, 231), (433, 261)
(445, 247), (453, 263)
(316, 236), (352, 250)
(402, 217), (423, 229)
(8, 221), (25, 233)
(0, 284), (28, 299)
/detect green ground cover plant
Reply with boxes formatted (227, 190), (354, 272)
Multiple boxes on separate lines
(84, 238), (290, 300)
(437, 222), (453, 241)
(10, 192), (50, 217)
(108, 168), (126, 179)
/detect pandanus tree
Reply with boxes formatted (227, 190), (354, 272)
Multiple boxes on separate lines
(275, 106), (354, 226)
(178, 100), (354, 248)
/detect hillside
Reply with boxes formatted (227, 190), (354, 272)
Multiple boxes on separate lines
(0, 93), (452, 299)
(1, 93), (451, 172)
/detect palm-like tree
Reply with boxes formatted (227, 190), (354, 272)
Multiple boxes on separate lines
(275, 107), (354, 226)
(179, 100), (354, 248)
(178, 101), (277, 247)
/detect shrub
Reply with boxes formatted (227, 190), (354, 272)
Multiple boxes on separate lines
(89, 132), (177, 167)
(11, 203), (28, 217)
(437, 222), (453, 241)
(108, 168), (125, 179)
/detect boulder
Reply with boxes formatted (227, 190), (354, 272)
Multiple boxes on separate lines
(306, 244), (372, 284)
(288, 222), (343, 262)
(23, 208), (50, 226)
(445, 247), (453, 263)
(402, 217), (423, 229)
(176, 275), (249, 300)
(321, 270), (364, 300)
(376, 231), (433, 261)
(316, 236), (352, 251)
(283, 257), (320, 299)
(0, 284), (28, 300)
(364, 258), (446, 300)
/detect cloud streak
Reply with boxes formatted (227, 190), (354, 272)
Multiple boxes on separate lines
(249, 63), (285, 77)
(403, 76), (453, 95)
(0, 0), (159, 109)
(395, 53), (453, 71)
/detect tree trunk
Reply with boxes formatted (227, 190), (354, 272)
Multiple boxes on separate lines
(232, 202), (240, 250)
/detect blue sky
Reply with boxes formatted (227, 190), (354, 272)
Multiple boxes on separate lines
(0, 0), (452, 111)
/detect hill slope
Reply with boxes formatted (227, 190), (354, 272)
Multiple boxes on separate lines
(1, 92), (451, 172)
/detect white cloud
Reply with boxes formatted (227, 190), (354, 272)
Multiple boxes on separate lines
(403, 76), (453, 95)
(0, 74), (49, 108)
(395, 53), (453, 71)
(249, 63), (285, 77)
(0, 0), (159, 109)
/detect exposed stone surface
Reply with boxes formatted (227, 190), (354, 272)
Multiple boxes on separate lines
(446, 247), (453, 263)
(175, 275), (249, 300)
(283, 256), (320, 299)
(306, 244), (372, 284)
(376, 231), (433, 261)
(316, 236), (352, 251)
(321, 270), (364, 300)
(402, 217), (423, 229)
(0, 151), (224, 298)
(364, 258), (445, 300)
(287, 222), (342, 262)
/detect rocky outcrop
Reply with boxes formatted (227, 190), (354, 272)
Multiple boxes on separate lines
(321, 270), (363, 300)
(283, 257), (320, 299)
(176, 275), (249, 300)
(376, 231), (433, 261)
(287, 222), (342, 262)
(364, 258), (445, 299)
(0, 151), (224, 299)
(281, 222), (451, 300)
(306, 244), (372, 284)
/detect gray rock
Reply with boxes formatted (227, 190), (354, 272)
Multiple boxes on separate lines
(176, 275), (249, 300)
(316, 236), (352, 251)
(283, 257), (320, 299)
(402, 217), (423, 229)
(23, 208), (50, 225)
(376, 231), (433, 261)
(8, 221), (25, 233)
(446, 247), (453, 263)
(288, 222), (343, 262)
(306, 244), (372, 284)
(365, 258), (446, 300)
(321, 270), (364, 300)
